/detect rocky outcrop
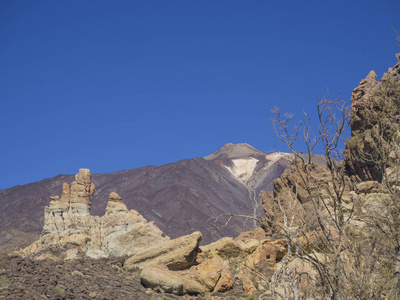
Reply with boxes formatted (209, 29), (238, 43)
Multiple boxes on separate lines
(125, 231), (235, 295)
(19, 169), (168, 259)
(347, 70), (378, 132)
(124, 223), (287, 296)
(262, 161), (330, 232)
(137, 253), (233, 295)
(345, 54), (400, 181)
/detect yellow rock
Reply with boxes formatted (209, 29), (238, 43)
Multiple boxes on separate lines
(201, 237), (241, 258)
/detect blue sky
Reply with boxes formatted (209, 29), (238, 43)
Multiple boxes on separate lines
(1, 0), (399, 189)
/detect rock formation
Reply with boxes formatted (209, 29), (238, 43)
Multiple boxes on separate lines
(345, 54), (400, 181)
(17, 169), (293, 296)
(19, 169), (168, 259)
(127, 227), (287, 296)
(127, 231), (235, 295)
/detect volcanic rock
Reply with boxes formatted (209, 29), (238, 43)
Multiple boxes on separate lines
(0, 252), (181, 300)
(125, 231), (202, 270)
(200, 237), (241, 259)
(19, 169), (168, 259)
(139, 266), (205, 295)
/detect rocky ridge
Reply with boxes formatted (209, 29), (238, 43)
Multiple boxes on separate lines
(345, 53), (400, 181)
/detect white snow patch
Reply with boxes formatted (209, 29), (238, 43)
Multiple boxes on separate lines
(225, 157), (259, 184)
(265, 152), (292, 164)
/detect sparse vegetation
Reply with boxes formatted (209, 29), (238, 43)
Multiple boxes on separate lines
(269, 96), (352, 299)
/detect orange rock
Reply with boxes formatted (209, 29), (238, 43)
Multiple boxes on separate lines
(214, 270), (233, 292)
(242, 276), (256, 295)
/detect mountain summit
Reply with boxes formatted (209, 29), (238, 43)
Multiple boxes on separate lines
(204, 143), (266, 160)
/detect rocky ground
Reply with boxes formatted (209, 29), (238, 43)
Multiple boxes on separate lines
(0, 251), (183, 300)
(0, 249), (261, 300)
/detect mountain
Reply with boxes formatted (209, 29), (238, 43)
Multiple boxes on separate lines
(0, 143), (324, 245)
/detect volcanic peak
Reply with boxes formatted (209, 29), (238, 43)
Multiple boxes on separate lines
(204, 143), (266, 161)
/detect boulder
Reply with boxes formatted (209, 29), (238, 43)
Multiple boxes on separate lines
(355, 181), (383, 194)
(140, 266), (205, 295)
(201, 237), (241, 259)
(125, 231), (202, 270)
(235, 227), (267, 254)
(192, 254), (233, 292)
(246, 240), (286, 268)
(139, 251), (233, 295)
(236, 239), (260, 254)
(214, 269), (234, 293)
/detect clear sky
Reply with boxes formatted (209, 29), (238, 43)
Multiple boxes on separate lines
(1, 0), (400, 189)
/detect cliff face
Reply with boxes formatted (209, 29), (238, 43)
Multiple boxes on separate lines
(344, 54), (400, 181)
(20, 169), (168, 259)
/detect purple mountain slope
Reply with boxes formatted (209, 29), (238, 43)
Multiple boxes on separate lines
(0, 143), (325, 246)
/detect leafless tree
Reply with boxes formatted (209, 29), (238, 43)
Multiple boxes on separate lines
(268, 185), (304, 300)
(268, 78), (400, 299)
(270, 96), (353, 299)
(207, 212), (265, 233)
(393, 27), (400, 44)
